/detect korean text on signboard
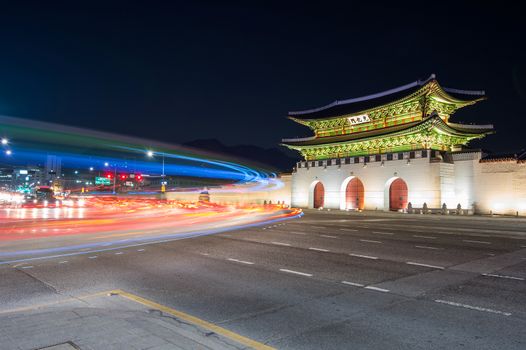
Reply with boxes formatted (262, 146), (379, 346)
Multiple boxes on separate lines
(347, 114), (370, 125)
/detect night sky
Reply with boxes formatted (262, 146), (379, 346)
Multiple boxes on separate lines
(0, 1), (524, 152)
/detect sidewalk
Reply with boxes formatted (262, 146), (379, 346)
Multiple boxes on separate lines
(0, 290), (270, 350)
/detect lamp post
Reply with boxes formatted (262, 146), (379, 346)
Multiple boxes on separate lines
(104, 162), (118, 194)
(147, 150), (166, 192)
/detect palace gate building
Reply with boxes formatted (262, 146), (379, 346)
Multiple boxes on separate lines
(282, 74), (526, 215)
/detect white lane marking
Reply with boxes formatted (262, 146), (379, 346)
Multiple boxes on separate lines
(59, 261), (68, 264)
(271, 241), (291, 246)
(279, 269), (313, 277)
(309, 247), (330, 252)
(360, 239), (383, 244)
(290, 231), (306, 235)
(200, 253), (210, 256)
(415, 245), (442, 250)
(372, 231), (394, 235)
(521, 245), (526, 248)
(463, 239), (491, 245)
(365, 286), (390, 292)
(413, 235), (437, 239)
(88, 256), (98, 259)
(482, 273), (524, 281)
(350, 253), (378, 260)
(115, 252), (123, 255)
(312, 226), (326, 229)
(340, 228), (357, 232)
(137, 249), (145, 252)
(434, 299), (511, 316)
(406, 261), (445, 269)
(21, 266), (34, 269)
(227, 258), (254, 265)
(320, 234), (338, 239)
(342, 281), (364, 287)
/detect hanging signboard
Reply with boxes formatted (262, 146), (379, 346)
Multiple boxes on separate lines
(347, 114), (370, 125)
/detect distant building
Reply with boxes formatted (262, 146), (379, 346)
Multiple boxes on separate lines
(45, 155), (61, 182)
(282, 74), (526, 215)
(0, 167), (14, 190)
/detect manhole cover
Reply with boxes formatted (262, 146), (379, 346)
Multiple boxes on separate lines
(36, 341), (80, 350)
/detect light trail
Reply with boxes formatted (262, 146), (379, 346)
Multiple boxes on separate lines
(0, 197), (302, 261)
(0, 116), (299, 260)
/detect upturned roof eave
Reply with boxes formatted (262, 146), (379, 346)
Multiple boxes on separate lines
(287, 76), (486, 122)
(281, 115), (493, 149)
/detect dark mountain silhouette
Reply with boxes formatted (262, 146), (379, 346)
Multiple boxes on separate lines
(182, 139), (300, 173)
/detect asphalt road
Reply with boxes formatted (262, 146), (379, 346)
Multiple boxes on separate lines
(1, 210), (526, 349)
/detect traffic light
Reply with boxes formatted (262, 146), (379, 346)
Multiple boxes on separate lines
(120, 174), (127, 180)
(106, 173), (113, 179)
(136, 174), (142, 181)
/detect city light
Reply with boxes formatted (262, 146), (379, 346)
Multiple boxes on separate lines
(5, 149), (12, 156)
(147, 150), (154, 157)
(1, 138), (8, 145)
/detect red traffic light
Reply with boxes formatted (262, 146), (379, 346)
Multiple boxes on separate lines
(136, 174), (142, 181)
(106, 174), (112, 179)
(120, 174), (127, 180)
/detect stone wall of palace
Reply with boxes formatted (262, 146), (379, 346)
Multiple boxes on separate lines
(473, 160), (526, 215)
(291, 150), (444, 211)
(290, 150), (526, 215)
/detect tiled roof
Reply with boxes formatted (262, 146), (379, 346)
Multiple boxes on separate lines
(288, 74), (485, 120)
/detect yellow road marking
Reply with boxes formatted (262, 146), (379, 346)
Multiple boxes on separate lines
(111, 289), (275, 350)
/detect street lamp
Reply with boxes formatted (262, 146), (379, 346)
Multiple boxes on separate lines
(146, 150), (165, 177)
(104, 162), (118, 194)
(5, 149), (12, 156)
(1, 138), (8, 145)
(147, 150), (166, 194)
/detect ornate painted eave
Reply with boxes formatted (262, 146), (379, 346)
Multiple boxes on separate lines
(282, 113), (493, 150)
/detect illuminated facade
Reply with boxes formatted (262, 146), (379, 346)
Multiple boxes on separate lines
(283, 75), (526, 215)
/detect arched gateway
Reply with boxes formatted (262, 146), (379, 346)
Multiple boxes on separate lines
(345, 177), (364, 210)
(389, 178), (408, 211)
(283, 76), (494, 212)
(313, 182), (325, 208)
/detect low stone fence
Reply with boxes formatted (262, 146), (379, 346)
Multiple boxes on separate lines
(406, 203), (473, 215)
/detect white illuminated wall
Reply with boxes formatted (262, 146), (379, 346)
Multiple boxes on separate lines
(472, 160), (526, 215)
(291, 150), (526, 215)
(291, 152), (445, 211)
